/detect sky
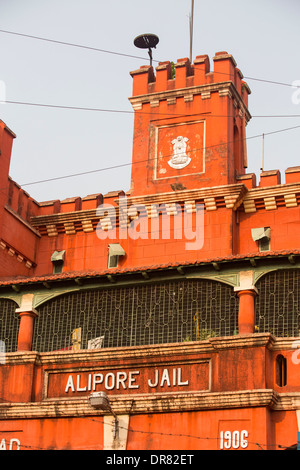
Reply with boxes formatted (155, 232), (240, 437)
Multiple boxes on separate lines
(0, 0), (299, 203)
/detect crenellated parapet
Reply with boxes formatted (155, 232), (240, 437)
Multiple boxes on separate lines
(129, 52), (250, 119)
(130, 52), (251, 96)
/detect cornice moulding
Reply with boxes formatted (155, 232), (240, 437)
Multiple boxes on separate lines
(245, 182), (300, 200)
(242, 182), (300, 212)
(28, 180), (300, 234)
(0, 389), (279, 419)
(1, 390), (298, 420)
(129, 81), (251, 123)
(2, 333), (288, 367)
(123, 183), (247, 207)
(29, 184), (248, 234)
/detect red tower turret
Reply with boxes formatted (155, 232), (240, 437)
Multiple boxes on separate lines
(129, 52), (251, 196)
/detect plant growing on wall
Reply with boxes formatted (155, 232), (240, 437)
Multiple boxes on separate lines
(183, 328), (217, 342)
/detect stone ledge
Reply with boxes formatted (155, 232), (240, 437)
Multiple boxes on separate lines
(30, 184), (248, 236)
(242, 182), (300, 213)
(3, 332), (297, 368)
(129, 81), (251, 123)
(0, 389), (279, 419)
(2, 333), (281, 366)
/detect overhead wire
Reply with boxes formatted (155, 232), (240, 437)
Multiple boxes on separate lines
(0, 30), (299, 125)
(0, 28), (147, 61)
(0, 28), (299, 192)
(0, 30), (298, 120)
(0, 29), (298, 453)
(1, 98), (300, 120)
(0, 401), (294, 450)
(17, 123), (300, 188)
(0, 122), (297, 194)
(0, 27), (299, 89)
(0, 394), (293, 450)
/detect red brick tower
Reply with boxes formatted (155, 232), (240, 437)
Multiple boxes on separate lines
(129, 52), (251, 196)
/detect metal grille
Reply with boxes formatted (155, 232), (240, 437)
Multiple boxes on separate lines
(0, 299), (20, 352)
(32, 280), (238, 352)
(255, 269), (300, 337)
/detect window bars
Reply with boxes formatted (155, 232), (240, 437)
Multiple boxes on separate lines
(0, 299), (20, 353)
(1, 270), (299, 353)
(32, 280), (239, 352)
(255, 269), (300, 337)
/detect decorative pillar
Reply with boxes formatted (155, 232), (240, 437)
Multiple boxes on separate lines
(235, 289), (258, 334)
(16, 294), (38, 351)
(234, 271), (258, 335)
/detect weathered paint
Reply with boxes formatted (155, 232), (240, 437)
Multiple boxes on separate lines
(0, 51), (299, 450)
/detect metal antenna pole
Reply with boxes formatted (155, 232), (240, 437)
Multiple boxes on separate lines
(261, 133), (265, 171)
(189, 0), (194, 62)
(148, 47), (153, 67)
(109, 406), (119, 440)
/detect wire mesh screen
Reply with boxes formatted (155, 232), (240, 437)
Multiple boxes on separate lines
(0, 299), (20, 352)
(32, 280), (238, 352)
(255, 269), (300, 337)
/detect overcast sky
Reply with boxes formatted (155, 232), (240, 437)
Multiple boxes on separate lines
(0, 0), (299, 203)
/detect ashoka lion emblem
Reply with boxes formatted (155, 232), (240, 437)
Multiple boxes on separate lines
(168, 136), (191, 169)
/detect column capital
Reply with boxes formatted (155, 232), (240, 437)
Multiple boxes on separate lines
(235, 278), (258, 335)
(234, 286), (258, 295)
(234, 270), (258, 295)
(16, 308), (39, 317)
(16, 295), (39, 351)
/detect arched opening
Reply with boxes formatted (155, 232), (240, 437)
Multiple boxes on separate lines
(0, 298), (20, 353)
(234, 124), (242, 173)
(255, 269), (300, 337)
(276, 354), (287, 387)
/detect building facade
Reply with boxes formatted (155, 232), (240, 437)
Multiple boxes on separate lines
(0, 51), (299, 451)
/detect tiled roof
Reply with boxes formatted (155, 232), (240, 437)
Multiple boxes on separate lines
(0, 249), (299, 287)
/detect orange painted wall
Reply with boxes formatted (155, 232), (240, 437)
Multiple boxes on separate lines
(127, 408), (270, 451)
(0, 417), (103, 451)
(27, 198), (299, 276)
(0, 337), (299, 450)
(1, 338), (296, 403)
(0, 53), (299, 279)
(32, 208), (233, 274)
(0, 408), (297, 450)
(0, 52), (299, 451)
(239, 205), (300, 254)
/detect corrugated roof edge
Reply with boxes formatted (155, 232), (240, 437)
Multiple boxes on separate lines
(0, 249), (299, 287)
